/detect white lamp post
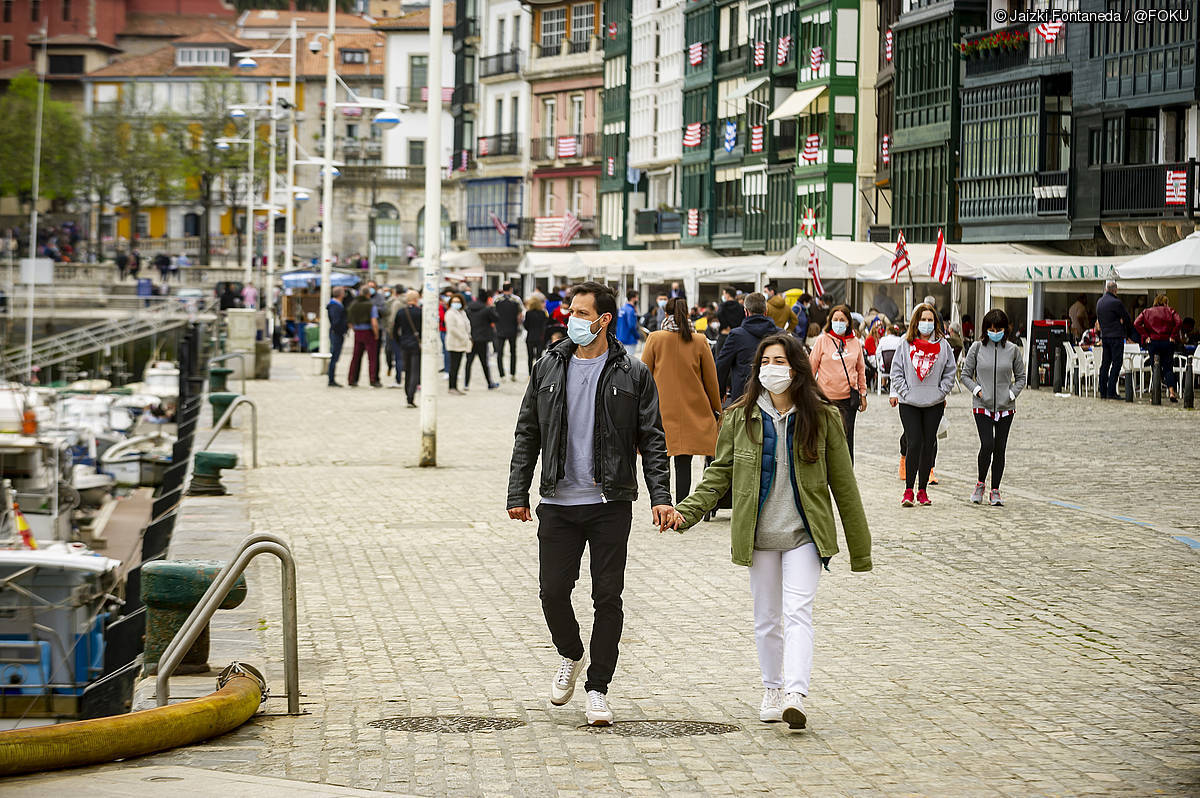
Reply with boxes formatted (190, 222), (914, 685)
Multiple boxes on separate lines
(420, 0), (444, 465)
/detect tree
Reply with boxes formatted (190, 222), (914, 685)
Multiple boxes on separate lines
(79, 114), (121, 261)
(178, 76), (245, 265)
(0, 71), (84, 206)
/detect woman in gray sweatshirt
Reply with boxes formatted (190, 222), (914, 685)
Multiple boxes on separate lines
(889, 304), (958, 506)
(958, 308), (1027, 506)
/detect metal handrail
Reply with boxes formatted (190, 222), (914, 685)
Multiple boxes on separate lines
(208, 352), (248, 395)
(200, 396), (257, 468)
(156, 532), (299, 714)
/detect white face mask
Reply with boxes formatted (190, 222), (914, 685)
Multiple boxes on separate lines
(759, 364), (794, 395)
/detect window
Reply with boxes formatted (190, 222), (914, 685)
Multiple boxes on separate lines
(176, 48), (230, 67)
(31, 0), (39, 23)
(541, 8), (566, 52)
(571, 3), (595, 43)
(1, 39), (9, 62)
(341, 49), (367, 64)
(1126, 113), (1156, 165)
(510, 95), (519, 138)
(135, 213), (149, 238)
(47, 54), (83, 74)
(513, 16), (521, 50)
(497, 17), (506, 52)
(542, 97), (556, 138)
(2, 1), (10, 24)
(570, 95), (584, 135)
(61, 0), (70, 21)
(541, 180), (556, 215)
(1103, 117), (1122, 165)
(346, 123), (359, 140)
(1043, 94), (1071, 172)
(713, 169), (743, 235)
(408, 139), (426, 166)
(495, 97), (504, 135)
(569, 177), (584, 214)
(409, 55), (428, 93)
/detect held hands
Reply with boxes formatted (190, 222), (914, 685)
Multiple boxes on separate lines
(652, 506), (686, 533)
(508, 507), (533, 522)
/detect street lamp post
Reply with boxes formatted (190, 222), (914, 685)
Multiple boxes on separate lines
(25, 22), (48, 384)
(244, 114), (256, 285)
(420, 0), (444, 466)
(318, 1), (337, 360)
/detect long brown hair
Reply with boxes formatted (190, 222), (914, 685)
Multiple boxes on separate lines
(667, 296), (692, 342)
(823, 304), (853, 333)
(904, 303), (944, 343)
(727, 334), (830, 462)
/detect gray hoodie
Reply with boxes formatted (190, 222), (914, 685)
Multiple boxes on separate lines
(959, 339), (1027, 413)
(889, 337), (957, 408)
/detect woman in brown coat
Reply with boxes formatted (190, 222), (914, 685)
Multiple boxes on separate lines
(642, 297), (723, 503)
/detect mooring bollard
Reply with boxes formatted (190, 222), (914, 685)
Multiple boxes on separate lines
(1185, 358), (1195, 409)
(141, 560), (247, 674)
(1124, 366), (1134, 402)
(1151, 360), (1162, 405)
(189, 451), (239, 495)
(1053, 354), (1065, 393)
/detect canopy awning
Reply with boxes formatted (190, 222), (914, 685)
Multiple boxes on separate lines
(768, 85), (827, 121)
(410, 250), (483, 273)
(726, 76), (770, 102)
(1116, 231), (1200, 287)
(772, 240), (894, 280)
(852, 243), (1124, 283)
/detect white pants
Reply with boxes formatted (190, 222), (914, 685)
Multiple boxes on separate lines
(749, 543), (821, 695)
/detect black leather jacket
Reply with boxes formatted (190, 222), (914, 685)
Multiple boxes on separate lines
(507, 336), (672, 509)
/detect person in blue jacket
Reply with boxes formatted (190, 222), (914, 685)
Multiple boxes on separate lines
(616, 290), (640, 348)
(716, 292), (780, 404)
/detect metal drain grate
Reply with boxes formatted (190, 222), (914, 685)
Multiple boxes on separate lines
(578, 720), (741, 738)
(368, 715), (527, 733)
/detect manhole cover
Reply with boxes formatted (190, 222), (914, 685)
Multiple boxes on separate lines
(578, 720), (741, 738)
(368, 715), (526, 733)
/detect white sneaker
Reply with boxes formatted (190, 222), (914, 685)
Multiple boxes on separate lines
(971, 481), (986, 504)
(550, 656), (585, 706)
(759, 688), (784, 723)
(781, 692), (807, 729)
(585, 690), (613, 726)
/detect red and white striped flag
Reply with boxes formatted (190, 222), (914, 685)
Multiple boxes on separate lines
(556, 136), (578, 158)
(930, 227), (951, 285)
(558, 210), (582, 247)
(881, 134), (890, 164)
(1165, 169), (1188, 206)
(682, 122), (702, 147)
(686, 208), (699, 236)
(421, 87), (454, 102)
(885, 29), (893, 62)
(801, 133), (819, 162)
(891, 230), (910, 284)
(807, 247), (824, 298)
(606, 156), (615, 176)
(809, 46), (824, 71)
(800, 207), (816, 237)
(749, 125), (764, 153)
(254, 218), (267, 232)
(489, 211), (508, 235)
(478, 137), (490, 156)
(753, 41), (765, 66)
(776, 35), (791, 66)
(458, 150), (468, 171)
(1035, 20), (1065, 43)
(688, 41), (704, 66)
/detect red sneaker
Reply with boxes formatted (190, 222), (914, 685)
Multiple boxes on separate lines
(917, 489), (932, 506)
(901, 489), (915, 507)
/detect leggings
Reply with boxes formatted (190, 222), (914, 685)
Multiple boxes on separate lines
(898, 403), (944, 491)
(974, 413), (1014, 489)
(465, 340), (494, 388)
(673, 455), (692, 505)
(833, 397), (857, 462)
(448, 351), (465, 390)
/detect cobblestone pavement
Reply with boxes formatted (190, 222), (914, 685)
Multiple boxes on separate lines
(85, 354), (1200, 795)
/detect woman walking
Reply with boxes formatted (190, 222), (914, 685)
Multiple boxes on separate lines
(666, 334), (871, 731)
(642, 298), (723, 503)
(959, 308), (1026, 506)
(889, 303), (957, 507)
(524, 295), (549, 376)
(808, 305), (868, 460)
(444, 293), (471, 395)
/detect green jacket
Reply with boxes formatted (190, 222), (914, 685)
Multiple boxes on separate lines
(675, 403), (872, 571)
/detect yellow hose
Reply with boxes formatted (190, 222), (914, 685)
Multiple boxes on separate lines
(0, 673), (262, 776)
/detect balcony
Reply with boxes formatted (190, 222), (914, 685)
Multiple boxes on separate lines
(602, 84), (628, 118)
(1100, 161), (1198, 218)
(515, 215), (598, 246)
(531, 133), (599, 162)
(525, 36), (603, 80)
(449, 149), (476, 174)
(480, 50), (522, 80)
(397, 86), (454, 106)
(680, 123), (710, 160)
(1035, 170), (1069, 216)
(337, 165), (426, 185)
(634, 209), (682, 240)
(962, 25), (1030, 78)
(451, 83), (476, 110)
(453, 18), (479, 42)
(476, 133), (521, 159)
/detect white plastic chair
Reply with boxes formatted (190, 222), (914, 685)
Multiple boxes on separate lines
(1077, 350), (1099, 397)
(1061, 341), (1079, 394)
(1122, 344), (1149, 397)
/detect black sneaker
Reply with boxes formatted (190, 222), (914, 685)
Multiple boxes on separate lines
(328, 381), (343, 388)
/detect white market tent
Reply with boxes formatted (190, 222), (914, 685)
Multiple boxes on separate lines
(1116, 231), (1200, 288)
(773, 240), (896, 280)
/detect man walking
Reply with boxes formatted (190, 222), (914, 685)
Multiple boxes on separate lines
(1096, 279), (1135, 399)
(507, 282), (672, 727)
(347, 288), (382, 387)
(642, 292), (668, 334)
(326, 287), (348, 387)
(716, 285), (745, 355)
(494, 283), (524, 381)
(716, 292), (779, 402)
(465, 289), (500, 390)
(392, 290), (423, 408)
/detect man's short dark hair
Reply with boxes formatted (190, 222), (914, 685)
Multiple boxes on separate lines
(569, 281), (618, 320)
(723, 286), (736, 298)
(744, 292), (767, 315)
(799, 293), (812, 304)
(502, 282), (512, 292)
(480, 288), (494, 300)
(626, 290), (639, 301)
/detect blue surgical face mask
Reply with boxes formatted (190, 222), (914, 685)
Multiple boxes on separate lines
(987, 329), (1005, 343)
(451, 302), (462, 310)
(831, 320), (848, 336)
(918, 320), (936, 336)
(568, 314), (605, 346)
(657, 299), (668, 309)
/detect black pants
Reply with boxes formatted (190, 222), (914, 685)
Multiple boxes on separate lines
(465, 340), (494, 388)
(833, 396), (858, 461)
(448, 351), (465, 390)
(974, 413), (1014, 489)
(536, 501), (633, 695)
(898, 403), (944, 491)
(1145, 340), (1178, 390)
(496, 335), (518, 378)
(526, 339), (545, 375)
(402, 348), (421, 404)
(672, 455), (693, 504)
(1099, 337), (1125, 398)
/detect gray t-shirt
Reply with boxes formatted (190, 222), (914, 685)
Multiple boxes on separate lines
(754, 395), (814, 551)
(541, 354), (607, 506)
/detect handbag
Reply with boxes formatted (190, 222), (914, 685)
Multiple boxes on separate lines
(835, 338), (861, 410)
